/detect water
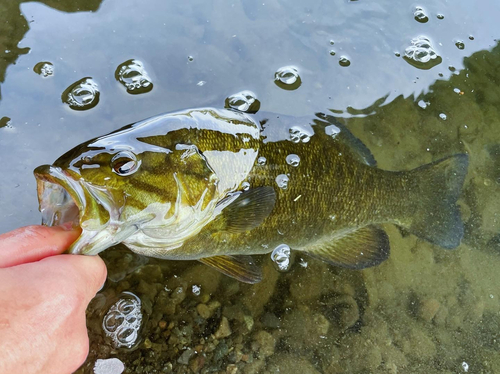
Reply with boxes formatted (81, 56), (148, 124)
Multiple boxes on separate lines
(0, 0), (499, 373)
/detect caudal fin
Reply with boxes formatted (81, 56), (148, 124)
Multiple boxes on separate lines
(406, 154), (468, 249)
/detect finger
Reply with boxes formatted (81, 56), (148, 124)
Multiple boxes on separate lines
(0, 225), (81, 268)
(41, 254), (108, 304)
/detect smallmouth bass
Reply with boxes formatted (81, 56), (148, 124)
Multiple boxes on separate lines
(34, 108), (468, 283)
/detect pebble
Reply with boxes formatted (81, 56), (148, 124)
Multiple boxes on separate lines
(177, 348), (195, 365)
(418, 298), (441, 322)
(197, 303), (211, 319)
(252, 330), (276, 358)
(214, 316), (232, 339)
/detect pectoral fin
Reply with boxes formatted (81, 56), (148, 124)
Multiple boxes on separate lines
(304, 225), (390, 269)
(217, 186), (276, 233)
(199, 255), (262, 283)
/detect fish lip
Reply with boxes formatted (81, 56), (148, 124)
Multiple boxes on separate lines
(33, 164), (86, 228)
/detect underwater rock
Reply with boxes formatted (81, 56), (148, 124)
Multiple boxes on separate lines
(267, 354), (320, 373)
(214, 316), (232, 339)
(251, 330), (275, 358)
(418, 298), (441, 322)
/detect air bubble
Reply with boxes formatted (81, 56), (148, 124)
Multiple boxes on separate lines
(197, 81), (206, 86)
(339, 56), (351, 67)
(329, 40), (335, 45)
(115, 59), (153, 95)
(455, 40), (465, 50)
(439, 113), (447, 120)
(192, 285), (201, 296)
(329, 50), (336, 56)
(271, 244), (292, 272)
(224, 90), (260, 113)
(289, 126), (312, 143)
(404, 36), (442, 70)
(102, 292), (142, 349)
(241, 181), (250, 191)
(274, 66), (301, 90)
(0, 117), (12, 129)
(414, 6), (429, 23)
(33, 61), (54, 77)
(325, 124), (341, 138)
(417, 100), (429, 109)
(275, 174), (289, 189)
(187, 55), (194, 62)
(62, 77), (100, 111)
(257, 156), (267, 165)
(394, 52), (401, 57)
(437, 14), (444, 20)
(286, 154), (300, 167)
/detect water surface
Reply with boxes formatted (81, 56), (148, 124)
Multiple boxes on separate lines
(1, 0), (499, 373)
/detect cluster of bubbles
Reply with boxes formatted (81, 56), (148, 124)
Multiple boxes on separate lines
(271, 244), (292, 272)
(275, 174), (289, 189)
(404, 36), (442, 70)
(289, 126), (312, 143)
(33, 61), (54, 77)
(224, 90), (260, 113)
(414, 6), (429, 23)
(274, 66), (301, 90)
(102, 292), (142, 349)
(115, 59), (153, 95)
(61, 77), (100, 111)
(38, 59), (155, 111)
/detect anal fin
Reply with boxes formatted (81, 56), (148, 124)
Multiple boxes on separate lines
(304, 225), (390, 269)
(199, 255), (262, 283)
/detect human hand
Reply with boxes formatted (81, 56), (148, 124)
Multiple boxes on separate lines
(0, 225), (107, 374)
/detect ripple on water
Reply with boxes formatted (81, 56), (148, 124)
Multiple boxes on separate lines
(274, 66), (301, 90)
(404, 36), (442, 70)
(33, 61), (54, 77)
(61, 77), (99, 111)
(224, 90), (260, 113)
(102, 292), (142, 349)
(271, 244), (292, 272)
(115, 59), (153, 95)
(414, 6), (429, 23)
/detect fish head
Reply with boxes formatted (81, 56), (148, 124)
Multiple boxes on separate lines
(34, 108), (260, 256)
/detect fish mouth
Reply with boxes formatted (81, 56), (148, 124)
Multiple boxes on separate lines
(34, 165), (85, 229)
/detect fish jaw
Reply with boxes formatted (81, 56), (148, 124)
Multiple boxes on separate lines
(34, 164), (137, 255)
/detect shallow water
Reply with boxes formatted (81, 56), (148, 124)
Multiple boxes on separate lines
(1, 0), (500, 373)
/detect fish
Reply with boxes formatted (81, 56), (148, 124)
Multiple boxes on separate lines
(34, 108), (469, 283)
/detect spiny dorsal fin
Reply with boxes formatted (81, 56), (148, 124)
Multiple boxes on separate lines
(199, 255), (262, 283)
(304, 225), (390, 269)
(218, 186), (276, 233)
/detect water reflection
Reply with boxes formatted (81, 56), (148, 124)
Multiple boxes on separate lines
(0, 0), (102, 99)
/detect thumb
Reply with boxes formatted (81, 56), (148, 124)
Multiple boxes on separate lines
(0, 224), (81, 268)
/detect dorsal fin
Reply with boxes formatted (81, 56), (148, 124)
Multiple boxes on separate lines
(304, 225), (390, 269)
(315, 113), (377, 167)
(199, 255), (262, 283)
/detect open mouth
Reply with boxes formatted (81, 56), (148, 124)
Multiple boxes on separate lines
(33, 165), (84, 229)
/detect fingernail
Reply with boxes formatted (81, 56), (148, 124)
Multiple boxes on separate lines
(58, 222), (74, 231)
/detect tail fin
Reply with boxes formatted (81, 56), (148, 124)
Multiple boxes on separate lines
(406, 154), (469, 249)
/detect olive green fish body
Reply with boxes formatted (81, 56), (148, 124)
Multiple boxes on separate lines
(34, 108), (468, 282)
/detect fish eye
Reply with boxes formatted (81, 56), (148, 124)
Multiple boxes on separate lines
(111, 151), (139, 176)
